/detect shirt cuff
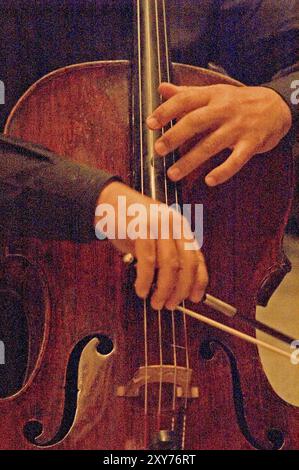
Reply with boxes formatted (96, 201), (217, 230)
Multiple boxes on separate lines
(263, 72), (299, 126)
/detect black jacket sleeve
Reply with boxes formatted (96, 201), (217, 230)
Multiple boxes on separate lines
(214, 0), (299, 124)
(264, 67), (299, 126)
(0, 133), (118, 242)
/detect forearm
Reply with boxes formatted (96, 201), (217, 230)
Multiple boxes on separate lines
(0, 134), (118, 242)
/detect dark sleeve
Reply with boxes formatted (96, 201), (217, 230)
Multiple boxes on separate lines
(264, 67), (299, 125)
(213, 0), (299, 123)
(0, 134), (119, 242)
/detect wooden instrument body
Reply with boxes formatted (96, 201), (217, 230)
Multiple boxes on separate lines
(0, 61), (297, 449)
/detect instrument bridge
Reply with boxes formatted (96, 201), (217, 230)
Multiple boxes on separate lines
(116, 365), (199, 398)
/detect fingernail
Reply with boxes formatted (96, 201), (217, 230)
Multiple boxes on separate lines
(147, 116), (160, 130)
(151, 299), (164, 311)
(165, 303), (177, 311)
(168, 167), (181, 181)
(190, 291), (204, 303)
(205, 175), (217, 186)
(135, 284), (148, 299)
(155, 141), (168, 156)
(198, 290), (205, 301)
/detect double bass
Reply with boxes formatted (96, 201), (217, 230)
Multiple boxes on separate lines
(0, 0), (297, 449)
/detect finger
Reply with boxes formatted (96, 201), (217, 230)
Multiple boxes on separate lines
(158, 82), (186, 100)
(150, 239), (179, 310)
(158, 82), (207, 100)
(167, 127), (231, 181)
(154, 106), (221, 157)
(134, 239), (156, 299)
(189, 251), (209, 303)
(147, 87), (211, 130)
(165, 239), (199, 310)
(205, 141), (255, 186)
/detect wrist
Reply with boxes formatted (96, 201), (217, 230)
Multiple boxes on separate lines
(261, 86), (293, 136)
(94, 181), (128, 228)
(97, 180), (122, 205)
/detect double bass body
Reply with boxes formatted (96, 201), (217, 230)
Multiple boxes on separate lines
(0, 0), (297, 450)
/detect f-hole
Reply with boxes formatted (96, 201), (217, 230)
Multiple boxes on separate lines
(23, 334), (114, 447)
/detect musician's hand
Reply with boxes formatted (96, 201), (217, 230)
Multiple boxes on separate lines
(95, 181), (208, 310)
(147, 83), (292, 186)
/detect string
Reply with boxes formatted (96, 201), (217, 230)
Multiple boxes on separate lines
(162, 0), (190, 449)
(154, 0), (167, 432)
(138, 0), (191, 448)
(181, 302), (189, 449)
(157, 0), (178, 433)
(136, 0), (149, 448)
(138, 0), (163, 434)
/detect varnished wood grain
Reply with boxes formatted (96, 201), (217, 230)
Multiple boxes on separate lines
(0, 61), (297, 450)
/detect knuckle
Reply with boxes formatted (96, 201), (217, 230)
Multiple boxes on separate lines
(215, 92), (236, 113)
(170, 293), (185, 307)
(219, 166), (232, 180)
(191, 256), (200, 270)
(186, 109), (201, 129)
(154, 107), (167, 124)
(168, 257), (180, 271)
(252, 132), (267, 150)
(181, 90), (196, 107)
(177, 155), (197, 174)
(229, 155), (244, 173)
(185, 250), (198, 266)
(201, 139), (217, 155)
(216, 102), (232, 118)
(237, 151), (249, 166)
(222, 93), (235, 108)
(213, 84), (229, 94)
(160, 133), (173, 150)
(232, 113), (244, 130)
